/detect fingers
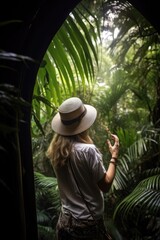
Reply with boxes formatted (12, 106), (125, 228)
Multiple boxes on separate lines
(111, 133), (118, 140)
(105, 127), (119, 148)
(106, 139), (112, 148)
(111, 134), (119, 145)
(104, 125), (120, 159)
(106, 133), (119, 157)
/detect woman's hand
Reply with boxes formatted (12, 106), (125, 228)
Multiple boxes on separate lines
(98, 132), (119, 192)
(106, 133), (119, 159)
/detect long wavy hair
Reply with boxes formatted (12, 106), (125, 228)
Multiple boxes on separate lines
(46, 130), (93, 168)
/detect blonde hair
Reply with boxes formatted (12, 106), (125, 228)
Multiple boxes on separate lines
(46, 131), (93, 168)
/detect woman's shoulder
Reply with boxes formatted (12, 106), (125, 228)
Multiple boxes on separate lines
(73, 142), (97, 152)
(73, 143), (103, 163)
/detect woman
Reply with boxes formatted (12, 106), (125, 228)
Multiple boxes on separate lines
(46, 97), (119, 240)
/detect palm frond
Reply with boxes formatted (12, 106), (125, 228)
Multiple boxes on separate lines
(34, 171), (60, 222)
(113, 172), (160, 220)
(33, 5), (100, 133)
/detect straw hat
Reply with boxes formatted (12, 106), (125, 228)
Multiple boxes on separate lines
(51, 97), (97, 136)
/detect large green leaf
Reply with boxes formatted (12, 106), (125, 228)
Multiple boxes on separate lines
(113, 173), (160, 220)
(33, 4), (100, 134)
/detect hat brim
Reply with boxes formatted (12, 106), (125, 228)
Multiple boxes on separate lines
(51, 104), (97, 136)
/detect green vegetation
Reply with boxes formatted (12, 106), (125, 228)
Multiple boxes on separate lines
(32, 1), (160, 239)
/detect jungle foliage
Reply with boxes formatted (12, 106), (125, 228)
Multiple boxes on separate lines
(32, 1), (160, 239)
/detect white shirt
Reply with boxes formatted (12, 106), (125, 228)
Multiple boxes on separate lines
(54, 142), (106, 220)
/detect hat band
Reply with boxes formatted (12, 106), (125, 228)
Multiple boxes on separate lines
(61, 107), (87, 125)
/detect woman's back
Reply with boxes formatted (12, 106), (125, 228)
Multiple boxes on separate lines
(55, 142), (106, 220)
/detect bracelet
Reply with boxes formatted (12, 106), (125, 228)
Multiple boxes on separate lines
(109, 160), (117, 166)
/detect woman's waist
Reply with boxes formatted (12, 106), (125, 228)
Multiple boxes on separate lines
(61, 199), (104, 219)
(61, 211), (104, 228)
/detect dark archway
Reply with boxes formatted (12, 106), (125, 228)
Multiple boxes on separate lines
(0, 1), (159, 240)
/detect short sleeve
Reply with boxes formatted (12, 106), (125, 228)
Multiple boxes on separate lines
(87, 146), (106, 183)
